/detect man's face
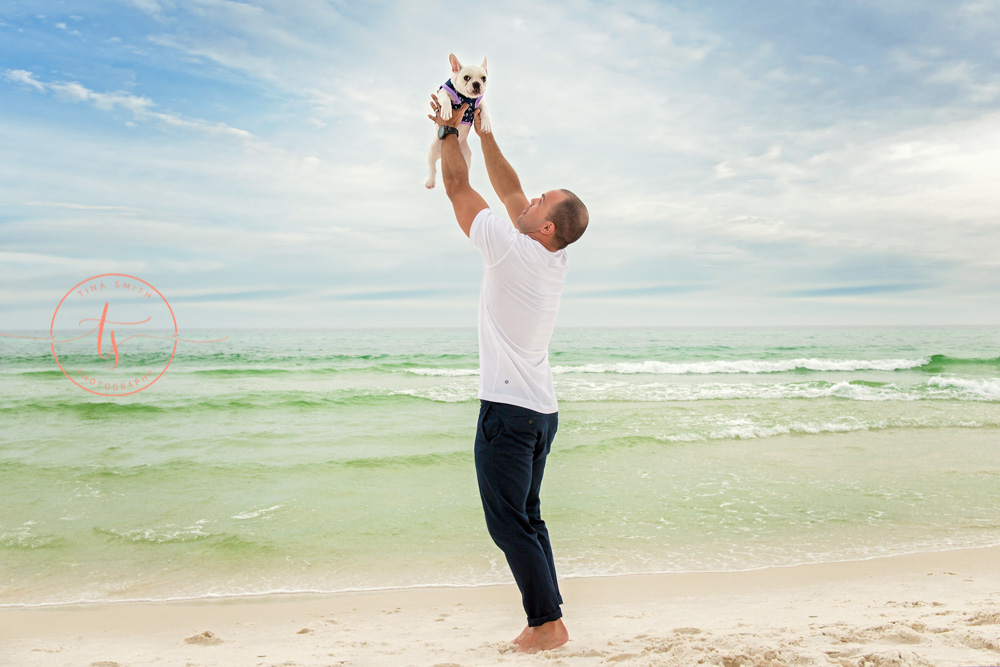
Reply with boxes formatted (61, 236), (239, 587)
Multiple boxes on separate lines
(516, 190), (567, 235)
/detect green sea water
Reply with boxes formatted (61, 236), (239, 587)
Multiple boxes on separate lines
(1, 326), (998, 606)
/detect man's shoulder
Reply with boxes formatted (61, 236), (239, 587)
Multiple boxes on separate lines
(471, 207), (511, 234)
(470, 206), (493, 232)
(470, 208), (519, 261)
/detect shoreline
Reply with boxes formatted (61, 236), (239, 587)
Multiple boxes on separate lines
(3, 545), (999, 666)
(5, 541), (1000, 611)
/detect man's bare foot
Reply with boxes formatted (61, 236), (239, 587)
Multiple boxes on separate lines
(513, 619), (569, 654)
(513, 624), (530, 645)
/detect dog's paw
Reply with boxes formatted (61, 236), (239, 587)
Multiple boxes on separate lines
(479, 116), (492, 134)
(440, 104), (453, 121)
(425, 178), (436, 189)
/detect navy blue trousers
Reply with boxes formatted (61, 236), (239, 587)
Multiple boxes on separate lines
(474, 399), (563, 626)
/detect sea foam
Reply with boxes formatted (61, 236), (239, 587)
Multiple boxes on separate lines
(552, 358), (929, 375)
(926, 376), (1000, 401)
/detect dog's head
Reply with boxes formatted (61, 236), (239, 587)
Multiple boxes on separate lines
(449, 53), (487, 99)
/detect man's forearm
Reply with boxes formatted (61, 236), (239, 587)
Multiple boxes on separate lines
(479, 131), (523, 201)
(441, 135), (469, 195)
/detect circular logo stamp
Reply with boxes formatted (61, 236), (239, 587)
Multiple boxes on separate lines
(50, 273), (178, 396)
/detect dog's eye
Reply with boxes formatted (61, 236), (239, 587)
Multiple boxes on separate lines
(464, 75), (471, 81)
(481, 76), (487, 82)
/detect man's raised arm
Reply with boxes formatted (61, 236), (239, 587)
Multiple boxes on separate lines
(428, 101), (488, 238)
(474, 111), (529, 228)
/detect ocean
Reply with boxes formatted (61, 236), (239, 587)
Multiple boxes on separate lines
(1, 326), (998, 607)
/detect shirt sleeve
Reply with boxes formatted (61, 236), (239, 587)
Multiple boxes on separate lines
(469, 208), (517, 266)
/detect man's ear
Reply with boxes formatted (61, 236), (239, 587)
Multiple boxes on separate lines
(449, 53), (462, 73)
(481, 57), (488, 73)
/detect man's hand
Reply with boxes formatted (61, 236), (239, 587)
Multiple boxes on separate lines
(472, 108), (488, 137)
(428, 95), (466, 129)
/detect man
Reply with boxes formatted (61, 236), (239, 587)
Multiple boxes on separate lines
(426, 97), (589, 654)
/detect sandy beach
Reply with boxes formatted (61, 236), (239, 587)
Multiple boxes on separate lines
(2, 545), (998, 666)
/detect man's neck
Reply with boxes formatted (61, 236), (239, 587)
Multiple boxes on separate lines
(526, 231), (560, 253)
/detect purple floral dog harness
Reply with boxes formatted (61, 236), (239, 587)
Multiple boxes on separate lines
(439, 78), (481, 125)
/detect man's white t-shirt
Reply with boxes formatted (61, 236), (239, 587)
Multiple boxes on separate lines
(469, 207), (568, 414)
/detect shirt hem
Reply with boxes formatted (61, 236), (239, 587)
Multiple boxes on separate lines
(478, 391), (558, 415)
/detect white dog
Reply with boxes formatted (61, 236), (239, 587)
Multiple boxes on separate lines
(426, 53), (491, 189)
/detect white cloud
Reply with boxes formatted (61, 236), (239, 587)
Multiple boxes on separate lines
(0, 252), (148, 280)
(705, 111), (1000, 269)
(2, 70), (256, 142)
(147, 110), (253, 139)
(925, 61), (1000, 102)
(954, 0), (1000, 32)
(890, 47), (1000, 102)
(50, 81), (154, 114)
(2, 69), (46, 91)
(128, 0), (165, 17)
(24, 202), (143, 211)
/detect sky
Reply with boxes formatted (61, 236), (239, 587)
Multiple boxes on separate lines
(2, 0), (999, 329)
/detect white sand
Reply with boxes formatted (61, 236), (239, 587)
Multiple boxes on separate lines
(2, 546), (999, 666)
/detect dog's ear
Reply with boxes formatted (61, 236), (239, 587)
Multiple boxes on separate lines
(449, 53), (462, 73)
(481, 57), (488, 73)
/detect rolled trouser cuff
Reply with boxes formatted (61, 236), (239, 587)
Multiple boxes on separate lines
(528, 606), (563, 627)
